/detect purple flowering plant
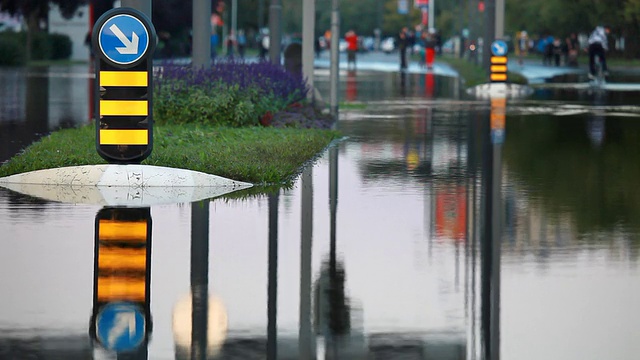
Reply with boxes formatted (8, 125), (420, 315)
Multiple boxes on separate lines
(154, 59), (309, 127)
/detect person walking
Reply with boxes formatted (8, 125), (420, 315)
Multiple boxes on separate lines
(258, 28), (269, 60)
(566, 32), (579, 67)
(587, 25), (610, 79)
(345, 30), (358, 70)
(424, 28), (437, 70)
(226, 30), (236, 58)
(516, 30), (529, 65)
(237, 29), (246, 58)
(398, 27), (409, 71)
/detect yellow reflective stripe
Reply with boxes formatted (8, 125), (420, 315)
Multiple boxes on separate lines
(98, 247), (147, 272)
(99, 220), (148, 240)
(100, 100), (148, 116)
(491, 56), (508, 64)
(99, 129), (149, 145)
(97, 276), (146, 302)
(491, 65), (508, 73)
(100, 71), (148, 87)
(491, 73), (508, 81)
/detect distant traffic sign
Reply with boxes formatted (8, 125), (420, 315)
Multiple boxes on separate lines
(98, 13), (150, 66)
(491, 40), (508, 57)
(96, 302), (146, 352)
(415, 0), (429, 8)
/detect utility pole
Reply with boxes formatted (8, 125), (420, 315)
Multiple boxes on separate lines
(232, 0), (238, 47)
(303, 0), (316, 99)
(483, 0), (495, 72)
(329, 0), (340, 118)
(495, 0), (505, 39)
(269, 0), (282, 64)
(428, 0), (435, 30)
(192, 0), (211, 68)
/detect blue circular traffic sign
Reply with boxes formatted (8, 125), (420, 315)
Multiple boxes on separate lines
(96, 302), (146, 352)
(98, 14), (149, 65)
(491, 40), (508, 56)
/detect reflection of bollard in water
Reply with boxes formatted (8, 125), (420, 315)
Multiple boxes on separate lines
(89, 207), (153, 355)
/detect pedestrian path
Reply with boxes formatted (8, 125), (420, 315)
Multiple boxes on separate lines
(313, 51), (458, 78)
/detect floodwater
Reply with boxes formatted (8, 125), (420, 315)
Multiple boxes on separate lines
(1, 65), (640, 359)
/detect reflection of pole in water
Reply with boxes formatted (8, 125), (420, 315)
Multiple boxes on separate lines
(329, 147), (338, 265)
(466, 111), (481, 358)
(268, 192), (279, 360)
(191, 200), (209, 360)
(173, 201), (227, 359)
(481, 103), (502, 360)
(299, 167), (315, 359)
(326, 145), (351, 357)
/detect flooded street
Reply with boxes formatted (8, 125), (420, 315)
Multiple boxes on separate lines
(1, 65), (640, 359)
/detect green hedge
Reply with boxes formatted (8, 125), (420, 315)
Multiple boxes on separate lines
(0, 31), (72, 65)
(0, 33), (26, 65)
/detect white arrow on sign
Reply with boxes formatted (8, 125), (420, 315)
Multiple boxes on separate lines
(107, 311), (137, 347)
(109, 24), (139, 55)
(494, 42), (506, 55)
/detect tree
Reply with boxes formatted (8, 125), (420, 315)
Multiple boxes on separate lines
(0, 0), (88, 61)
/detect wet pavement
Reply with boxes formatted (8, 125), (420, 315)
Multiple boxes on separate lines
(1, 57), (640, 359)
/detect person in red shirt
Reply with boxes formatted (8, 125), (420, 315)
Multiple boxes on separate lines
(345, 30), (358, 69)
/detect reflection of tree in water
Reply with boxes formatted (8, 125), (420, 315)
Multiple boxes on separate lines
(503, 115), (640, 237)
(0, 187), (48, 210)
(314, 257), (351, 337)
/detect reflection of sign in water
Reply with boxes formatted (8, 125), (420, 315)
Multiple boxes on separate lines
(436, 186), (467, 242)
(491, 97), (506, 143)
(91, 207), (152, 353)
(96, 302), (146, 352)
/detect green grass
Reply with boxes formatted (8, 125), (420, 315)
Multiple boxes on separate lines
(0, 123), (341, 186)
(437, 55), (528, 87)
(339, 102), (368, 109)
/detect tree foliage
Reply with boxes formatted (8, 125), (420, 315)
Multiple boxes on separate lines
(0, 0), (87, 20)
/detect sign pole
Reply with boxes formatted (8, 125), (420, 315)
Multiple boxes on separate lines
(121, 0), (151, 19)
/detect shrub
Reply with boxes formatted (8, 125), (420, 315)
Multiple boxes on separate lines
(0, 33), (26, 65)
(154, 60), (309, 127)
(0, 31), (72, 63)
(30, 32), (52, 60)
(49, 33), (72, 60)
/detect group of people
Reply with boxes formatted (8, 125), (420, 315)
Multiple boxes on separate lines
(398, 26), (440, 71)
(517, 25), (610, 79)
(522, 32), (581, 67)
